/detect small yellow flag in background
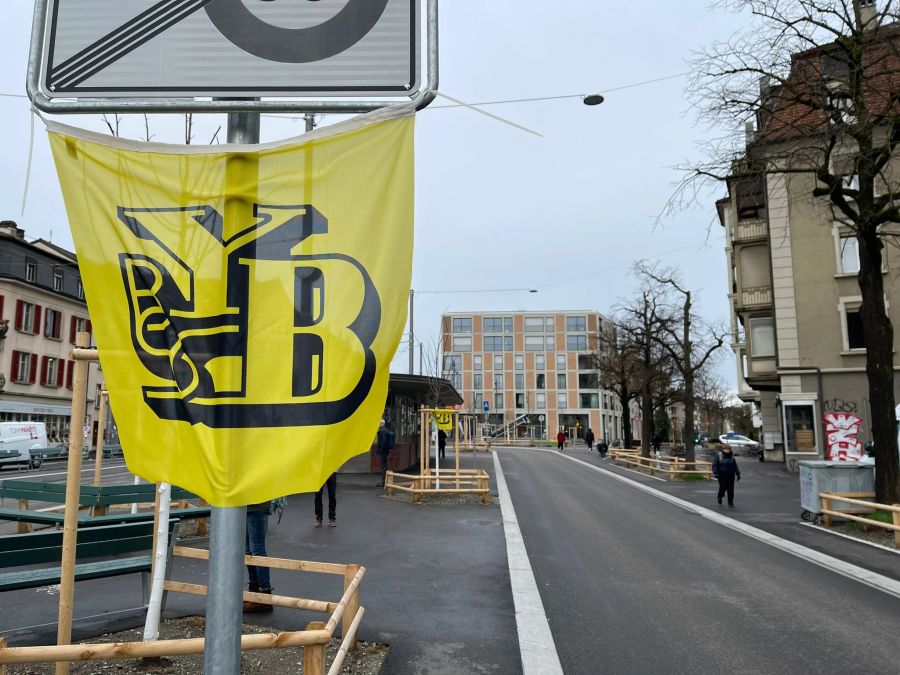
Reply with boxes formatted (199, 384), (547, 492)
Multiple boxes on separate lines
(432, 410), (454, 431)
(48, 112), (415, 506)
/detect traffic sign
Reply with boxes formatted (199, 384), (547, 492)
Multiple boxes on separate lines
(28, 0), (437, 113)
(483, 400), (490, 412)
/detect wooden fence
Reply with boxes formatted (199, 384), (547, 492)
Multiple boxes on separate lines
(386, 469), (491, 504)
(819, 492), (900, 548)
(608, 449), (713, 480)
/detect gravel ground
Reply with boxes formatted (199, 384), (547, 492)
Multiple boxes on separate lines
(381, 491), (495, 506)
(7, 617), (388, 675)
(831, 521), (897, 549)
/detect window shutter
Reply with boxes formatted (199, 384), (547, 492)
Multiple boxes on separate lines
(56, 361), (64, 387)
(55, 311), (62, 339)
(40, 356), (49, 386)
(33, 305), (42, 335)
(10, 350), (20, 382)
(86, 320), (92, 336)
(66, 360), (74, 389)
(0, 295), (4, 319)
(29, 355), (37, 384)
(69, 316), (77, 344)
(15, 300), (23, 332)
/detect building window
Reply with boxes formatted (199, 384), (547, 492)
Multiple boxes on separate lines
(566, 316), (587, 332)
(578, 373), (599, 389)
(443, 355), (462, 374)
(11, 350), (35, 384)
(545, 335), (555, 351)
(504, 317), (513, 333)
(473, 354), (482, 371)
(535, 354), (545, 370)
(578, 354), (596, 371)
(484, 335), (512, 351)
(474, 393), (484, 410)
(493, 373), (504, 390)
(41, 356), (62, 387)
(556, 353), (567, 371)
(557, 373), (566, 389)
(536, 393), (546, 409)
(784, 402), (817, 453)
(566, 335), (588, 351)
(25, 260), (36, 283)
(483, 317), (504, 332)
(70, 316), (91, 343)
(546, 316), (556, 331)
(536, 374), (545, 389)
(15, 300), (41, 335)
(557, 392), (568, 409)
(846, 308), (866, 350)
(734, 176), (766, 221)
(515, 354), (524, 370)
(473, 373), (483, 390)
(515, 373), (524, 389)
(515, 393), (525, 409)
(580, 393), (599, 408)
(450, 373), (462, 390)
(493, 354), (504, 370)
(525, 336), (544, 351)
(452, 336), (472, 352)
(494, 393), (504, 410)
(77, 281), (84, 299)
(749, 317), (775, 357)
(452, 317), (472, 333)
(524, 316), (545, 332)
(44, 308), (62, 340)
(839, 235), (859, 274)
(53, 268), (63, 292)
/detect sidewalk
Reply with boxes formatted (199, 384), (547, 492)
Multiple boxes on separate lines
(556, 444), (900, 582)
(0, 453), (521, 674)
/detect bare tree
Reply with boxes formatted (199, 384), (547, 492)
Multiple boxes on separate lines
(592, 327), (641, 447)
(680, 0), (900, 501)
(101, 114), (121, 137)
(694, 369), (732, 438)
(639, 264), (726, 463)
(615, 289), (676, 456)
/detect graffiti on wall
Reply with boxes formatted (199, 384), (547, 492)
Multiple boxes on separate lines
(823, 412), (864, 461)
(823, 398), (858, 414)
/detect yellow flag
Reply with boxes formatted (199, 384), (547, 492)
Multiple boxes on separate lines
(48, 113), (414, 506)
(432, 410), (454, 431)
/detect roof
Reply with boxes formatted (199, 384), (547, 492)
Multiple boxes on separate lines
(388, 374), (463, 406)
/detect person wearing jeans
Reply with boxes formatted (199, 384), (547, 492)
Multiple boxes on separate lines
(315, 472), (338, 527)
(243, 501), (273, 613)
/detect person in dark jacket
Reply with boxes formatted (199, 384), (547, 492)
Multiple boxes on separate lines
(315, 472), (337, 528)
(713, 447), (741, 507)
(375, 419), (395, 487)
(437, 428), (447, 460)
(584, 428), (595, 452)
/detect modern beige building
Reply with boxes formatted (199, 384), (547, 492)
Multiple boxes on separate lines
(0, 221), (103, 443)
(440, 311), (625, 442)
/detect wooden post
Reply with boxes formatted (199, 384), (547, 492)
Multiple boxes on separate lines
(0, 635), (6, 675)
(822, 495), (832, 527)
(454, 411), (460, 490)
(91, 389), (108, 487)
(56, 331), (92, 675)
(302, 622), (327, 675)
(342, 565), (361, 648)
(893, 506), (900, 549)
(386, 471), (394, 497)
(17, 499), (31, 534)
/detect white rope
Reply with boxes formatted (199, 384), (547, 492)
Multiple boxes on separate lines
(434, 91), (543, 138)
(20, 110), (35, 216)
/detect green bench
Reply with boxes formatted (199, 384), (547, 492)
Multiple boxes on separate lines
(0, 481), (211, 532)
(102, 444), (125, 459)
(0, 519), (179, 598)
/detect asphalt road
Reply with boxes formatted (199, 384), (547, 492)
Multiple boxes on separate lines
(497, 448), (900, 675)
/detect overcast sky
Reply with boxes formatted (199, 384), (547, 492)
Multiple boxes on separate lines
(0, 1), (750, 390)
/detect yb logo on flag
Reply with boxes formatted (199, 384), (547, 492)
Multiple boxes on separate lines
(432, 410), (454, 431)
(119, 203), (379, 429)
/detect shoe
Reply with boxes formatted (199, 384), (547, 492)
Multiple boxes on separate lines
(717, 498), (722, 505)
(243, 587), (273, 613)
(728, 503), (735, 508)
(315, 519), (322, 528)
(329, 519), (336, 528)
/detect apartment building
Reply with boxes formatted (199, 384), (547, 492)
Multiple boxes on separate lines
(718, 20), (900, 465)
(0, 221), (102, 442)
(440, 311), (624, 442)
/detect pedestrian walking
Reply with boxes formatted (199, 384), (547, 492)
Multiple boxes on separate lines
(243, 500), (273, 613)
(598, 439), (609, 458)
(375, 418), (395, 487)
(556, 429), (566, 451)
(584, 428), (595, 452)
(438, 428), (447, 461)
(713, 446), (741, 507)
(651, 433), (662, 455)
(315, 472), (337, 527)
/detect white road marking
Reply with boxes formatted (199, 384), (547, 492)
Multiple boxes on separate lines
(1, 461), (128, 482)
(492, 451), (564, 675)
(800, 522), (900, 557)
(541, 449), (900, 601)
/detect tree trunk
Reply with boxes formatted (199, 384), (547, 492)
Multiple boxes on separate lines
(641, 384), (653, 457)
(857, 224), (900, 503)
(684, 373), (696, 464)
(621, 393), (633, 448)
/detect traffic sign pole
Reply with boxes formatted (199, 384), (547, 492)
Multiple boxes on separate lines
(203, 108), (259, 675)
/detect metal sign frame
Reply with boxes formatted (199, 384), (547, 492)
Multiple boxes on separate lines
(27, 0), (438, 114)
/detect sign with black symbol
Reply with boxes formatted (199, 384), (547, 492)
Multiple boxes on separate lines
(35, 0), (420, 99)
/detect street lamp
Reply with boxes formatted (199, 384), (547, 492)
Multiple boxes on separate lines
(583, 94), (605, 106)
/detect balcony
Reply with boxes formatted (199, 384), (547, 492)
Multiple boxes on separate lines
(733, 219), (768, 243)
(738, 285), (772, 310)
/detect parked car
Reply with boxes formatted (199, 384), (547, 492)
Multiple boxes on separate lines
(0, 422), (48, 470)
(718, 433), (759, 451)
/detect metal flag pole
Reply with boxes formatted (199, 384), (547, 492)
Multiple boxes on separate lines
(203, 108), (259, 675)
